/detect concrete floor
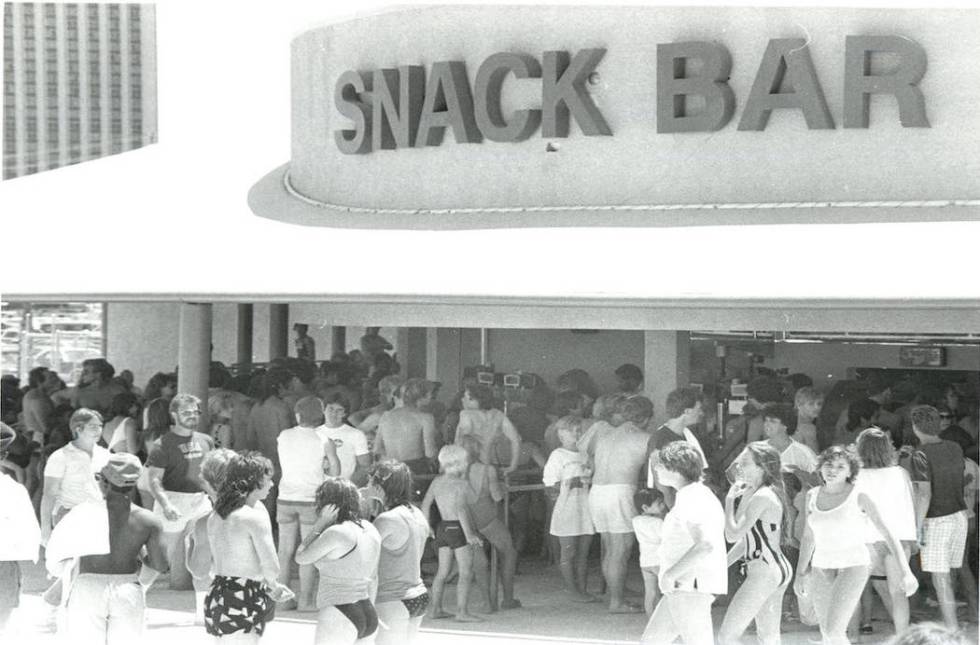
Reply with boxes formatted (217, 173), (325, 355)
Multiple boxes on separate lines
(6, 555), (977, 644)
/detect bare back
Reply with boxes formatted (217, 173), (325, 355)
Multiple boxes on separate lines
(208, 504), (272, 581)
(377, 408), (427, 461)
(592, 424), (650, 486)
(430, 476), (470, 521)
(79, 492), (165, 575)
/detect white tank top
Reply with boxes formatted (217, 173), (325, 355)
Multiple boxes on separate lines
(807, 485), (871, 569)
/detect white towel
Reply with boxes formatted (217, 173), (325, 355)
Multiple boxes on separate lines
(0, 474), (41, 562)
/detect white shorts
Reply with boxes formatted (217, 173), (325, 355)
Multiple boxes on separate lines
(588, 484), (637, 534)
(66, 573), (144, 644)
(921, 511), (968, 573)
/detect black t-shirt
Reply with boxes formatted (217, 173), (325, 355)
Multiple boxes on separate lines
(908, 440), (966, 518)
(146, 431), (213, 493)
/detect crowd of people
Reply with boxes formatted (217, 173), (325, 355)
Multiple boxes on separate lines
(1, 337), (978, 645)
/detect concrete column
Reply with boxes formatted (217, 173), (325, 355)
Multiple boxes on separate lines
(425, 329), (440, 382)
(178, 303), (212, 428)
(269, 304), (289, 360)
(237, 304), (253, 368)
(643, 331), (691, 427)
(401, 328), (428, 378)
(331, 327), (346, 356)
(432, 328), (465, 392)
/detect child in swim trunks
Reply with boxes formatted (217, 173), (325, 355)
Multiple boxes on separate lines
(420, 445), (484, 622)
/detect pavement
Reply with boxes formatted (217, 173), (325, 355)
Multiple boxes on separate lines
(5, 555), (977, 644)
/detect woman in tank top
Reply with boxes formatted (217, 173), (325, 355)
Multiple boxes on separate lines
(296, 477), (382, 645)
(854, 427), (919, 636)
(720, 442), (792, 645)
(367, 460), (430, 645)
(796, 445), (917, 645)
(101, 392), (142, 454)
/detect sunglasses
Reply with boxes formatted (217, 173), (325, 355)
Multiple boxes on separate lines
(938, 414), (953, 419)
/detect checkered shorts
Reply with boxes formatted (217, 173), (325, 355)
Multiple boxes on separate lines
(920, 511), (968, 573)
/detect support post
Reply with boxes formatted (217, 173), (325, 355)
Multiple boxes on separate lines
(178, 302), (212, 429)
(269, 304), (289, 360)
(237, 304), (253, 370)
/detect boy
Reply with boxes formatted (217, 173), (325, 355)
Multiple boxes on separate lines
(632, 488), (667, 616)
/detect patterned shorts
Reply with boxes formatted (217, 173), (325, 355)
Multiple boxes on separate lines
(204, 575), (272, 636)
(401, 591), (430, 618)
(921, 511), (968, 573)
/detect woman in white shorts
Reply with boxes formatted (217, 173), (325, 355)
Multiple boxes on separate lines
(796, 445), (916, 645)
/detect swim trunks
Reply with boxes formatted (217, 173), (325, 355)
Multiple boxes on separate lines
(433, 520), (467, 549)
(401, 591), (430, 618)
(204, 575), (272, 636)
(335, 598), (379, 639)
(588, 484), (637, 534)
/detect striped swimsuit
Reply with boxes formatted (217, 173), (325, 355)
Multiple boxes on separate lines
(742, 517), (792, 586)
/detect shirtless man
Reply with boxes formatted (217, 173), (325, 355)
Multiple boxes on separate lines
(350, 374), (404, 436)
(374, 379), (439, 475)
(205, 452), (291, 641)
(146, 393), (214, 590)
(588, 396), (653, 613)
(646, 387), (708, 509)
(64, 452), (168, 644)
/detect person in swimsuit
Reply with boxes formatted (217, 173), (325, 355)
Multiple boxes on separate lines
(185, 448), (235, 624)
(295, 476), (381, 645)
(421, 445), (484, 622)
(205, 452), (292, 643)
(719, 442), (793, 645)
(457, 434), (521, 611)
(795, 446), (917, 645)
(367, 460), (430, 645)
(101, 392), (142, 454)
(454, 385), (521, 476)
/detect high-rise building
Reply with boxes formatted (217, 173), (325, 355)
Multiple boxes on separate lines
(2, 3), (157, 179)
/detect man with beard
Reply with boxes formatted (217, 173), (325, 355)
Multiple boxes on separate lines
(146, 393), (214, 589)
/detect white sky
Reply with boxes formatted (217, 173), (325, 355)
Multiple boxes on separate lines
(1, 0), (978, 301)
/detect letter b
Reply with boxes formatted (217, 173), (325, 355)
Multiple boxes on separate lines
(657, 42), (735, 133)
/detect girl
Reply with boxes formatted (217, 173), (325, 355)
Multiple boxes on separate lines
(102, 392), (142, 454)
(296, 477), (381, 645)
(542, 416), (595, 602)
(795, 445), (916, 645)
(458, 434), (521, 611)
(368, 460), (430, 645)
(420, 445), (484, 622)
(205, 452), (292, 643)
(854, 427), (919, 636)
(719, 442), (792, 645)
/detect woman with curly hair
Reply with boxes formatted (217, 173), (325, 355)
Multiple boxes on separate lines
(719, 442), (792, 645)
(796, 445), (916, 645)
(205, 452), (291, 643)
(365, 460), (430, 645)
(296, 476), (381, 645)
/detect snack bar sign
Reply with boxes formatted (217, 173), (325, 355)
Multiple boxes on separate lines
(334, 36), (929, 154)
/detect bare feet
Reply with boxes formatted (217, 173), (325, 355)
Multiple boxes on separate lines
(608, 602), (643, 614)
(570, 592), (601, 603)
(455, 613), (485, 623)
(428, 610), (453, 620)
(296, 603), (317, 612)
(276, 599), (298, 611)
(499, 598), (522, 610)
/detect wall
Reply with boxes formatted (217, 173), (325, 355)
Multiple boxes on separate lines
(106, 302), (180, 387)
(484, 329), (645, 394)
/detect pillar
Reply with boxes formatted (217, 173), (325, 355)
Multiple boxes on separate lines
(331, 326), (347, 357)
(237, 304), (253, 369)
(644, 331), (692, 426)
(399, 328), (428, 378)
(178, 303), (212, 428)
(269, 304), (289, 360)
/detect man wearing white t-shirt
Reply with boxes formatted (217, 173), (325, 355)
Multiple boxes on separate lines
(762, 403), (820, 486)
(647, 387), (708, 509)
(276, 396), (340, 610)
(317, 392), (371, 486)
